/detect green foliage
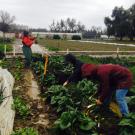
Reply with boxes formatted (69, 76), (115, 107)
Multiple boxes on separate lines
(13, 71), (22, 81)
(0, 37), (14, 43)
(54, 110), (97, 134)
(41, 73), (57, 86)
(71, 79), (97, 108)
(15, 58), (24, 69)
(72, 35), (81, 40)
(12, 97), (30, 118)
(54, 110), (77, 130)
(48, 56), (73, 74)
(53, 35), (61, 40)
(44, 79), (97, 113)
(48, 46), (59, 51)
(77, 79), (97, 95)
(104, 5), (135, 40)
(119, 113), (135, 135)
(0, 44), (12, 52)
(45, 85), (73, 112)
(127, 96), (135, 109)
(48, 56), (64, 70)
(11, 127), (39, 135)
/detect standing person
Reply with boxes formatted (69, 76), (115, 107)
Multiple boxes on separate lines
(63, 54), (133, 116)
(22, 31), (35, 68)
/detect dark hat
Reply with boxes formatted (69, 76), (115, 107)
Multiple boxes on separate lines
(23, 31), (29, 36)
(81, 64), (97, 77)
(64, 53), (77, 65)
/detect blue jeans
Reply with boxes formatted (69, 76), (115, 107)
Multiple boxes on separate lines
(116, 89), (129, 116)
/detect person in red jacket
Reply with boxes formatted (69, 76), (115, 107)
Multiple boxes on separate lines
(63, 54), (133, 116)
(22, 31), (35, 68)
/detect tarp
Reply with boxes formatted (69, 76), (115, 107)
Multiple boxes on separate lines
(0, 68), (15, 135)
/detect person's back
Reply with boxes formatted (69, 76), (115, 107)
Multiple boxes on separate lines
(97, 64), (133, 89)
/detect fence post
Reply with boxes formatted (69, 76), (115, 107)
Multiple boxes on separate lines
(4, 44), (6, 56)
(13, 45), (15, 57)
(66, 48), (69, 54)
(116, 47), (119, 58)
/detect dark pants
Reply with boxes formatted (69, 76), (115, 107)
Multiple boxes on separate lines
(22, 45), (32, 68)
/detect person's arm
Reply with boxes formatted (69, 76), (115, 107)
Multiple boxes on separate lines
(63, 68), (81, 86)
(98, 74), (110, 103)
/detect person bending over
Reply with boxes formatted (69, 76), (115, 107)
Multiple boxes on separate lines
(63, 54), (133, 116)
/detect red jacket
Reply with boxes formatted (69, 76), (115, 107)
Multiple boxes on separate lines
(81, 64), (133, 102)
(22, 36), (35, 47)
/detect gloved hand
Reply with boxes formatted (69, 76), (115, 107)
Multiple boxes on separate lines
(96, 99), (102, 105)
(63, 81), (68, 86)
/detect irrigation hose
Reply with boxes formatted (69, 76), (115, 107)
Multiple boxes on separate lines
(44, 55), (48, 76)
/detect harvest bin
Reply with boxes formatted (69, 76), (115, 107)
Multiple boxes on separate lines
(0, 68), (15, 135)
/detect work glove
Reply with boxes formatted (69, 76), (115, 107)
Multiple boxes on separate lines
(63, 81), (68, 86)
(96, 99), (102, 105)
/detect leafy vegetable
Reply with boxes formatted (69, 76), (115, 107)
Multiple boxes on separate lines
(119, 113), (135, 135)
(12, 97), (30, 118)
(11, 127), (39, 135)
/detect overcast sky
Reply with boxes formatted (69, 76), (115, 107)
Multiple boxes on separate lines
(0, 0), (134, 29)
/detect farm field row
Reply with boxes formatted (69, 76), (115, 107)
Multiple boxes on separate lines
(0, 55), (135, 135)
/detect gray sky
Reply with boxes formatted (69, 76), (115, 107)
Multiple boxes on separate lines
(0, 0), (134, 29)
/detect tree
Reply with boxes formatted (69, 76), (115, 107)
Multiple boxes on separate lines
(0, 10), (15, 38)
(104, 17), (114, 37)
(49, 18), (85, 33)
(76, 22), (85, 32)
(128, 4), (135, 40)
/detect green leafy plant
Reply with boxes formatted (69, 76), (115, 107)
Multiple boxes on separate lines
(12, 97), (30, 118)
(45, 85), (73, 112)
(54, 110), (97, 134)
(118, 113), (135, 135)
(11, 127), (39, 135)
(48, 47), (59, 51)
(15, 58), (23, 69)
(13, 71), (22, 81)
(70, 79), (97, 109)
(41, 73), (57, 86)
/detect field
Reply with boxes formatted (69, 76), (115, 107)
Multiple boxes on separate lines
(0, 55), (135, 135)
(39, 39), (135, 52)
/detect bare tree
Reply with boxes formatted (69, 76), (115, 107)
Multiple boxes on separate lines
(0, 10), (15, 38)
(76, 22), (85, 32)
(49, 18), (85, 33)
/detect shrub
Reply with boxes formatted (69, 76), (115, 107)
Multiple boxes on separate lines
(72, 35), (81, 40)
(0, 37), (13, 43)
(53, 35), (61, 40)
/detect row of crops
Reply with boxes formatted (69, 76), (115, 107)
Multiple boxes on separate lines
(0, 55), (135, 135)
(31, 54), (135, 135)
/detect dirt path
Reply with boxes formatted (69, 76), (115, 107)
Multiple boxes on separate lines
(24, 70), (50, 134)
(13, 68), (53, 135)
(9, 39), (47, 55)
(69, 40), (135, 47)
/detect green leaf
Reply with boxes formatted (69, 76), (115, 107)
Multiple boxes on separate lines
(79, 114), (96, 131)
